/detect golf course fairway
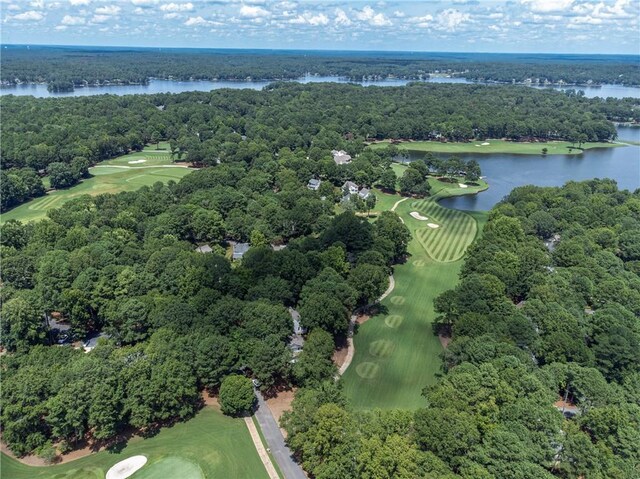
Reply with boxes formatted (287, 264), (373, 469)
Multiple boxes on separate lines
(342, 177), (489, 409)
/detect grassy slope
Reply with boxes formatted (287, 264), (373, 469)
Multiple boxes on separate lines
(342, 177), (489, 410)
(1, 149), (191, 224)
(1, 408), (268, 479)
(370, 139), (620, 155)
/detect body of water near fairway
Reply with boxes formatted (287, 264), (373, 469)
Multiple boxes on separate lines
(407, 126), (640, 211)
(2, 76), (639, 99)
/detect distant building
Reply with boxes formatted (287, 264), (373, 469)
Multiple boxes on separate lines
(343, 181), (359, 195)
(232, 242), (250, 260)
(195, 244), (213, 253)
(289, 308), (306, 355)
(332, 149), (352, 165)
(307, 178), (321, 191)
(358, 187), (371, 200)
(544, 234), (561, 252)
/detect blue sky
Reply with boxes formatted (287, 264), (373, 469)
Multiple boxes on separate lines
(1, 0), (639, 54)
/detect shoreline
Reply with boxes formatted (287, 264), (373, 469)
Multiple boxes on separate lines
(3, 77), (639, 93)
(369, 138), (622, 155)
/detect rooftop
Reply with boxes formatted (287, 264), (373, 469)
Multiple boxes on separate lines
(232, 242), (250, 259)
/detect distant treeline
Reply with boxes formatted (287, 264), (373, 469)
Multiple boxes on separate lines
(2, 82), (638, 211)
(2, 47), (639, 91)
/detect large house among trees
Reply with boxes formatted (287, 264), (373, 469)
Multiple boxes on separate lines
(332, 149), (352, 165)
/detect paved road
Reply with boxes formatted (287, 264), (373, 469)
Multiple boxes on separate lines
(254, 390), (306, 479)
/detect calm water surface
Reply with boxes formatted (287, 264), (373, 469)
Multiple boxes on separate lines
(406, 127), (640, 211)
(1, 76), (638, 99)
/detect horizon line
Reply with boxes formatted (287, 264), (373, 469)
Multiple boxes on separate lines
(3, 43), (638, 58)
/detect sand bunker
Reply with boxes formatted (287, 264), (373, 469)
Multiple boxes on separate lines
(410, 211), (429, 221)
(458, 183), (468, 188)
(481, 142), (490, 145)
(106, 456), (147, 479)
(427, 223), (440, 229)
(128, 159), (146, 164)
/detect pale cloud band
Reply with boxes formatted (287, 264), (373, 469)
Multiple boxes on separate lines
(1, 0), (638, 54)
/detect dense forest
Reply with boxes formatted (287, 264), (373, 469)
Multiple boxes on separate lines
(2, 82), (637, 210)
(2, 47), (640, 91)
(0, 154), (413, 456)
(281, 179), (640, 479)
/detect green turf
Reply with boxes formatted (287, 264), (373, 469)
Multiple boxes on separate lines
(0, 408), (268, 479)
(370, 139), (621, 155)
(411, 197), (477, 262)
(342, 185), (489, 410)
(99, 149), (174, 168)
(1, 159), (192, 224)
(131, 456), (204, 479)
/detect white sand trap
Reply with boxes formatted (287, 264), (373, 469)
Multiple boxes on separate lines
(458, 183), (468, 188)
(427, 223), (440, 229)
(410, 211), (429, 221)
(106, 456), (147, 479)
(481, 142), (490, 146)
(128, 159), (147, 164)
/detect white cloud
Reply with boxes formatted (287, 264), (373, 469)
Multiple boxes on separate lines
(290, 12), (328, 25)
(436, 9), (470, 31)
(131, 0), (156, 4)
(132, 7), (145, 14)
(69, 0), (90, 5)
(239, 5), (270, 18)
(163, 12), (179, 19)
(160, 2), (193, 12)
(354, 6), (391, 26)
(334, 8), (351, 26)
(61, 14), (85, 25)
(10, 10), (43, 21)
(413, 14), (434, 27)
(392, 10), (405, 18)
(91, 14), (110, 23)
(95, 5), (120, 15)
(7, 4), (21, 11)
(29, 0), (43, 8)
(55, 25), (67, 30)
(184, 15), (210, 26)
(521, 0), (573, 13)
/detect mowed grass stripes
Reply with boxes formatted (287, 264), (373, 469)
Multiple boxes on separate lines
(411, 198), (478, 262)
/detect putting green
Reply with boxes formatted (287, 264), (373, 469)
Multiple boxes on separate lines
(131, 456), (204, 479)
(412, 197), (477, 262)
(342, 182), (489, 409)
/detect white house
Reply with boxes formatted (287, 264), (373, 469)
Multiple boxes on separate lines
(343, 181), (359, 195)
(332, 150), (352, 165)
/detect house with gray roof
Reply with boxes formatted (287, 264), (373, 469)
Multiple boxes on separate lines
(307, 178), (321, 191)
(342, 181), (359, 195)
(358, 187), (371, 199)
(232, 242), (250, 260)
(195, 244), (213, 253)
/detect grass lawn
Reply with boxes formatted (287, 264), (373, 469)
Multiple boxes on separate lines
(1, 151), (192, 224)
(0, 408), (268, 479)
(370, 139), (620, 155)
(342, 183), (489, 410)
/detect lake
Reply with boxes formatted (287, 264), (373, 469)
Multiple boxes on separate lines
(406, 127), (640, 211)
(1, 76), (638, 99)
